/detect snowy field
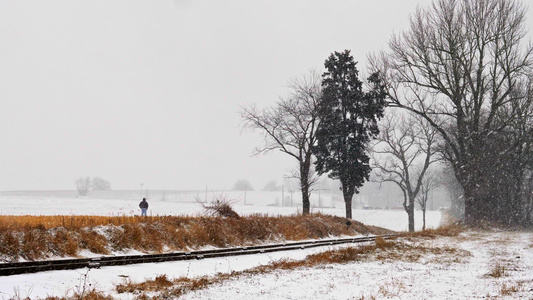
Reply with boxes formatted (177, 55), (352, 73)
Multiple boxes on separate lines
(0, 190), (454, 299)
(1, 191), (531, 299)
(0, 190), (441, 232)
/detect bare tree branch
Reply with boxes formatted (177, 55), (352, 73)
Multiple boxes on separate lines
(240, 69), (322, 214)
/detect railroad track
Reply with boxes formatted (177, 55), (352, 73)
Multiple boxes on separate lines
(0, 234), (399, 276)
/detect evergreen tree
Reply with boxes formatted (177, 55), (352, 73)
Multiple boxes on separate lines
(314, 50), (386, 219)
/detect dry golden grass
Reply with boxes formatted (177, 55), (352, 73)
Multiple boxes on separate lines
(117, 275), (222, 299)
(376, 278), (407, 298)
(0, 213), (394, 262)
(406, 224), (463, 238)
(498, 281), (528, 296)
(116, 274), (173, 293)
(42, 290), (113, 300)
(354, 278), (407, 300)
(374, 236), (392, 248)
(486, 263), (507, 278)
(499, 282), (519, 295)
(0, 215), (155, 230)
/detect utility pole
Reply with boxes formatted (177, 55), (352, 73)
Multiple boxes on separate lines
(281, 185), (284, 207)
(318, 182), (321, 208)
(290, 189), (294, 207)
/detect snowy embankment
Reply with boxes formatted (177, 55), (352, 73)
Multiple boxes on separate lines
(3, 231), (533, 299)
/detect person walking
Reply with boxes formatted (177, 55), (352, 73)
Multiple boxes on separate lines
(139, 197), (149, 217)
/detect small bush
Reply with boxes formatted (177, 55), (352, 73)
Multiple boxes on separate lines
(201, 198), (240, 219)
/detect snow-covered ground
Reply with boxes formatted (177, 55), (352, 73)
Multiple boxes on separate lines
(1, 191), (531, 299)
(2, 231), (533, 299)
(0, 190), (456, 299)
(181, 231), (533, 299)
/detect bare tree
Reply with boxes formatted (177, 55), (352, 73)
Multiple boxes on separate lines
(75, 176), (91, 196)
(92, 177), (111, 191)
(369, 0), (533, 225)
(232, 179), (254, 191)
(372, 112), (441, 232)
(263, 180), (280, 191)
(241, 70), (322, 214)
(416, 172), (438, 231)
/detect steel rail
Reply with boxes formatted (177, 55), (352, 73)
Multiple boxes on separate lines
(0, 234), (399, 276)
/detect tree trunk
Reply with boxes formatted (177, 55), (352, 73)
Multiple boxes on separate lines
(301, 185), (310, 215)
(462, 180), (493, 226)
(404, 193), (415, 232)
(300, 157), (311, 215)
(422, 208), (426, 231)
(508, 169), (525, 226)
(463, 193), (476, 226)
(408, 206), (415, 232)
(463, 194), (487, 226)
(344, 195), (353, 219)
(460, 167), (490, 226)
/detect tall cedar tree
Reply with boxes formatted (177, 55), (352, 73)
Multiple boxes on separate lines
(314, 50), (387, 219)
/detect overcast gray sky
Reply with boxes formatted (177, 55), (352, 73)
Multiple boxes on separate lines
(1, 1), (532, 191)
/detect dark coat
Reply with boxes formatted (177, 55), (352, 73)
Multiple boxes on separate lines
(139, 200), (149, 209)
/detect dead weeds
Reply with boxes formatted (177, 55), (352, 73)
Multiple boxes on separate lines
(406, 224), (463, 238)
(498, 280), (528, 296)
(486, 263), (507, 278)
(0, 213), (392, 262)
